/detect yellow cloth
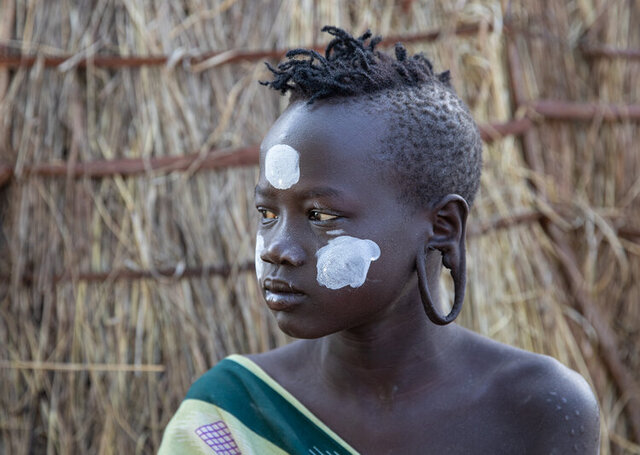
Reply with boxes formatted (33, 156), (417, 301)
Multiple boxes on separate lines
(158, 355), (359, 455)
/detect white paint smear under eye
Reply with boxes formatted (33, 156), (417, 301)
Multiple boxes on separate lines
(265, 144), (300, 189)
(255, 233), (266, 280)
(316, 236), (381, 290)
(326, 229), (345, 236)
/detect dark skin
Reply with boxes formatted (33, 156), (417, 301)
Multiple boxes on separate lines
(250, 98), (600, 454)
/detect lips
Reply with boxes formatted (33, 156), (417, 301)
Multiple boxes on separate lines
(263, 278), (306, 310)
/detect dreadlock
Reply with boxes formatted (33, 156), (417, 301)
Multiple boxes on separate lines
(261, 26), (452, 104)
(260, 26), (482, 208)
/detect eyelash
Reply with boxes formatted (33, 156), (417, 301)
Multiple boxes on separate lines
(256, 207), (339, 223)
(258, 208), (277, 223)
(308, 209), (339, 222)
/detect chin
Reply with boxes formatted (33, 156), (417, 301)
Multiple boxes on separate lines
(274, 313), (334, 340)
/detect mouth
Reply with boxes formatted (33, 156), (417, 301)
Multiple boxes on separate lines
(263, 278), (306, 310)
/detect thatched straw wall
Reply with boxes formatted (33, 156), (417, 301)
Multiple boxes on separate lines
(0, 1), (638, 453)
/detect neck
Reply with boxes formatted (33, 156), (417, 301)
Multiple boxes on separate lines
(312, 286), (461, 402)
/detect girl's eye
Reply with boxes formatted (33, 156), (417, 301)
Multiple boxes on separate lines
(258, 208), (277, 221)
(309, 210), (338, 222)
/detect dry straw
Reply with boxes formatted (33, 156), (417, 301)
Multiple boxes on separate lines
(0, 1), (638, 453)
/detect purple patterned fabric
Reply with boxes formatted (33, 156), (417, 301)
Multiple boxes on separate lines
(195, 421), (242, 454)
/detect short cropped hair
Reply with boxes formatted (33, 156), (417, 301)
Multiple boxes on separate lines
(260, 26), (482, 208)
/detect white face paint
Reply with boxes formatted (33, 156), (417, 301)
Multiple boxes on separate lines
(316, 236), (381, 290)
(326, 229), (346, 236)
(264, 144), (300, 189)
(255, 233), (266, 280)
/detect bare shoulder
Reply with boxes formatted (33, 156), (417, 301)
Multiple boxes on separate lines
(470, 332), (600, 454)
(245, 340), (314, 381)
(508, 352), (600, 453)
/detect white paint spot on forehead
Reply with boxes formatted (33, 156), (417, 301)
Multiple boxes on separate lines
(265, 144), (300, 189)
(255, 234), (266, 280)
(316, 236), (381, 290)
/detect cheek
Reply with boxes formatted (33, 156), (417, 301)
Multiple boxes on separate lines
(255, 233), (266, 280)
(264, 144), (300, 189)
(316, 236), (381, 290)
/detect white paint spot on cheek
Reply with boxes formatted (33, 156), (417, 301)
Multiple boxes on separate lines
(265, 144), (299, 189)
(255, 234), (266, 280)
(316, 236), (381, 290)
(326, 229), (345, 236)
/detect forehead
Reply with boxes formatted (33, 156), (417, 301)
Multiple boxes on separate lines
(256, 99), (417, 218)
(260, 99), (391, 173)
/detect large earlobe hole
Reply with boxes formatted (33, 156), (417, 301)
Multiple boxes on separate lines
(438, 251), (454, 317)
(417, 247), (464, 325)
(419, 194), (469, 325)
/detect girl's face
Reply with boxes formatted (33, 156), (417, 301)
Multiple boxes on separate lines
(255, 99), (429, 339)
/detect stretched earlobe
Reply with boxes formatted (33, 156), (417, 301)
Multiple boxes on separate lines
(416, 247), (466, 325)
(416, 194), (468, 325)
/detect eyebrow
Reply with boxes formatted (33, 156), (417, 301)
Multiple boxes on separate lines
(254, 185), (346, 200)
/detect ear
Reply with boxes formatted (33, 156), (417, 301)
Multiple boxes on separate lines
(428, 194), (469, 270)
(417, 194), (469, 325)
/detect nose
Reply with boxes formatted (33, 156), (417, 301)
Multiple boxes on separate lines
(260, 228), (306, 267)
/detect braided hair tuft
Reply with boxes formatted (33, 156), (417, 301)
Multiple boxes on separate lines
(261, 26), (450, 104)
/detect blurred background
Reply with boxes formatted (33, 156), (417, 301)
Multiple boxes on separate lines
(0, 0), (638, 453)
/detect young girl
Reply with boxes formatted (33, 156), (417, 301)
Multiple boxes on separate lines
(160, 27), (599, 454)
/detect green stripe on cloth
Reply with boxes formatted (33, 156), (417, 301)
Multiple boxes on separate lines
(186, 355), (359, 455)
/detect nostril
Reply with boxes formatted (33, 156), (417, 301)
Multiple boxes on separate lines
(260, 238), (305, 267)
(282, 253), (304, 267)
(260, 247), (275, 264)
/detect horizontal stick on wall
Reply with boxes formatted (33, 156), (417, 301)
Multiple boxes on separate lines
(4, 262), (255, 286)
(467, 210), (544, 237)
(478, 117), (533, 142)
(0, 359), (165, 373)
(1, 214), (545, 286)
(1, 213), (544, 287)
(0, 145), (260, 186)
(5, 209), (636, 285)
(4, 30), (637, 72)
(530, 100), (640, 121)
(2, 100), (638, 187)
(618, 226), (640, 240)
(0, 23), (488, 69)
(580, 44), (640, 60)
(3, 120), (526, 184)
